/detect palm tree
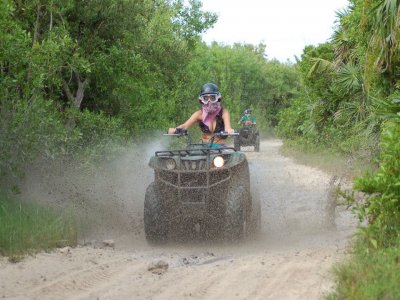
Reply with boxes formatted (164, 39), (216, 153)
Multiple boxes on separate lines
(369, 0), (400, 75)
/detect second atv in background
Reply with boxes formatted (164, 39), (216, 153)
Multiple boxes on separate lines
(235, 109), (260, 152)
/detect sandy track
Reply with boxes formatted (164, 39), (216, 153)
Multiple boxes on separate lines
(0, 139), (358, 300)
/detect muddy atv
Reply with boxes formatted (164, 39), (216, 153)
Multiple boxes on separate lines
(234, 124), (260, 152)
(144, 129), (261, 243)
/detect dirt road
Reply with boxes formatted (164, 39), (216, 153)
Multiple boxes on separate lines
(0, 139), (358, 300)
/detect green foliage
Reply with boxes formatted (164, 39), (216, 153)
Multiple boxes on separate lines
(328, 104), (399, 300)
(0, 1), (31, 99)
(64, 108), (130, 165)
(301, 43), (336, 93)
(0, 96), (132, 186)
(0, 192), (77, 257)
(1, 0), (299, 184)
(354, 119), (400, 246)
(375, 91), (400, 120)
(276, 97), (309, 138)
(369, 0), (400, 78)
(0, 0), (301, 261)
(276, 6), (389, 158)
(0, 97), (80, 180)
(327, 237), (400, 300)
(277, 6), (400, 296)
(284, 1), (400, 297)
(171, 0), (218, 46)
(0, 0), (217, 186)
(277, 44), (343, 146)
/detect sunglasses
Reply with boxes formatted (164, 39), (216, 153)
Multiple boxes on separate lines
(200, 94), (219, 104)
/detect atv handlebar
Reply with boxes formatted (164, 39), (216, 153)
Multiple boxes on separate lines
(214, 131), (239, 137)
(164, 128), (238, 147)
(164, 129), (238, 137)
(164, 128), (188, 136)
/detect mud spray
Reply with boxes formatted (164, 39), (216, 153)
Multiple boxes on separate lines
(2, 139), (361, 300)
(18, 137), (170, 244)
(18, 138), (357, 250)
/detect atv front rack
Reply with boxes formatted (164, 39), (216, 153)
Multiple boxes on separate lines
(156, 147), (236, 157)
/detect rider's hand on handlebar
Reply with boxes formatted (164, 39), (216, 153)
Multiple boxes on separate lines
(226, 128), (236, 135)
(167, 127), (187, 135)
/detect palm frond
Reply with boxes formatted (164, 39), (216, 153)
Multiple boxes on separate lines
(331, 27), (354, 64)
(368, 0), (400, 72)
(336, 63), (363, 94)
(372, 93), (400, 120)
(334, 100), (369, 125)
(335, 7), (351, 22)
(307, 58), (335, 77)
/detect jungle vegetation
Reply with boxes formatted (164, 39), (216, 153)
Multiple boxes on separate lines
(0, 0), (299, 255)
(275, 0), (400, 298)
(0, 0), (399, 297)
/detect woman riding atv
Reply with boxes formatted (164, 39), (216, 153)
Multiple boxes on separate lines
(168, 83), (235, 145)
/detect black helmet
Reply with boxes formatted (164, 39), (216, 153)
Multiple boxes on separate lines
(199, 82), (222, 103)
(200, 82), (219, 95)
(244, 109), (252, 114)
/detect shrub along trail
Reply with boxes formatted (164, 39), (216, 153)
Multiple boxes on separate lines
(0, 139), (358, 300)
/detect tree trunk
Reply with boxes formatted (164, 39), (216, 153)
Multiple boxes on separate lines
(62, 71), (87, 109)
(27, 4), (42, 90)
(33, 4), (42, 46)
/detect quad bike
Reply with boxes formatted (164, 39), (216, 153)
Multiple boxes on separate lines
(234, 121), (260, 152)
(144, 129), (261, 243)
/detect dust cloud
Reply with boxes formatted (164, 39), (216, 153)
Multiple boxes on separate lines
(245, 139), (356, 251)
(18, 137), (168, 243)
(18, 138), (357, 252)
(1, 139), (361, 300)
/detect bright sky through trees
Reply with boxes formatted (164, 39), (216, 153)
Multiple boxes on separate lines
(201, 0), (349, 62)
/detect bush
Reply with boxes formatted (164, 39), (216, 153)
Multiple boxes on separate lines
(354, 120), (400, 247)
(276, 97), (309, 138)
(0, 192), (77, 257)
(0, 98), (80, 181)
(64, 108), (130, 165)
(328, 237), (400, 300)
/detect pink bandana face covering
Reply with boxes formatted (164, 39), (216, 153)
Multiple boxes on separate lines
(201, 102), (221, 127)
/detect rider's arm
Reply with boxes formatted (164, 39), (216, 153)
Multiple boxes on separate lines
(222, 109), (235, 134)
(168, 110), (201, 134)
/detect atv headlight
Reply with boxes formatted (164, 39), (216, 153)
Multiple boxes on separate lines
(213, 156), (225, 168)
(162, 158), (176, 170)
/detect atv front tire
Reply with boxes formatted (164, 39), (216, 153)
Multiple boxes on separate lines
(144, 183), (167, 244)
(254, 135), (260, 152)
(248, 191), (261, 235)
(234, 136), (241, 151)
(224, 186), (246, 241)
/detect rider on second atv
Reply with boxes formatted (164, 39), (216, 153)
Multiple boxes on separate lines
(238, 109), (257, 127)
(168, 83), (235, 145)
